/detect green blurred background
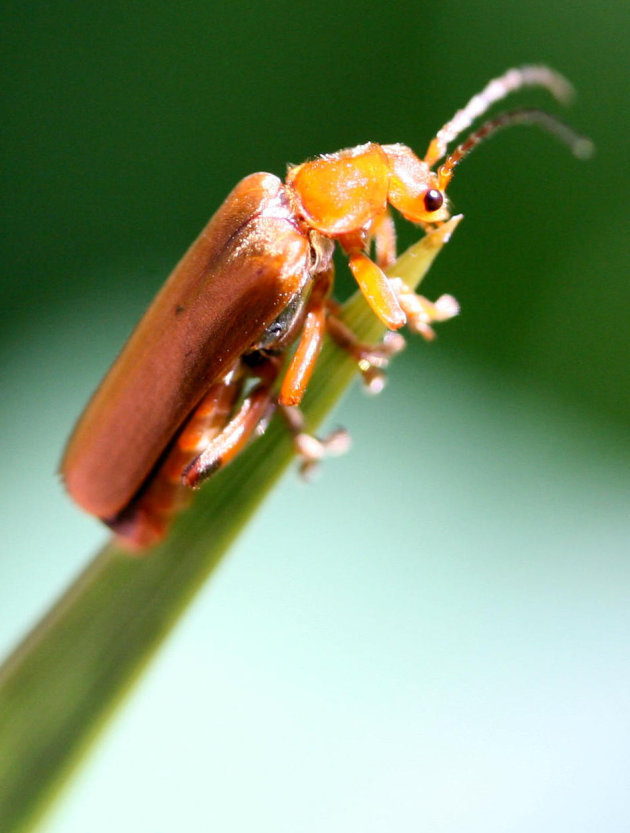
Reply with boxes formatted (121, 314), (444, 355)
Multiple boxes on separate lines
(2, 1), (630, 830)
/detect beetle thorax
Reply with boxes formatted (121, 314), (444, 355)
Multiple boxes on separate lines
(286, 141), (450, 237)
(286, 143), (391, 237)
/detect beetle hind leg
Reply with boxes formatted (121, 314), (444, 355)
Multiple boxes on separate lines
(107, 362), (247, 551)
(183, 357), (280, 489)
(279, 405), (351, 480)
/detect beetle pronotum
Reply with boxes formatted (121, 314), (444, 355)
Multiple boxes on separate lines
(61, 66), (591, 550)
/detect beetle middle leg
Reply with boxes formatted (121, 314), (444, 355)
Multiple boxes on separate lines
(325, 311), (405, 394)
(278, 267), (334, 408)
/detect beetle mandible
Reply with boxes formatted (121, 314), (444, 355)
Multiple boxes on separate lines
(61, 65), (591, 550)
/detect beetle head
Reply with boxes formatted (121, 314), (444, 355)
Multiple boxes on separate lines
(382, 144), (451, 226)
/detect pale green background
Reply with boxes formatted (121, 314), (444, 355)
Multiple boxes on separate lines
(2, 0), (630, 830)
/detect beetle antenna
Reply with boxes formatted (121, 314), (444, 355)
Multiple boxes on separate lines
(425, 65), (575, 168)
(437, 107), (593, 190)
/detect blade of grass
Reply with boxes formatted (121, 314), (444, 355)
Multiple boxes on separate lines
(0, 216), (462, 833)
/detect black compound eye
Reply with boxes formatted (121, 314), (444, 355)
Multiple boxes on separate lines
(423, 188), (444, 213)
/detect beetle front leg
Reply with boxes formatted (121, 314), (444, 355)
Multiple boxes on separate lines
(339, 230), (406, 331)
(346, 249), (406, 330)
(371, 210), (397, 270)
(183, 358), (280, 488)
(388, 277), (460, 341)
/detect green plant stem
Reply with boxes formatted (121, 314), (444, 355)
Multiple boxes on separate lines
(0, 216), (461, 833)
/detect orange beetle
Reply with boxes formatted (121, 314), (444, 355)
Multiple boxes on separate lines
(61, 66), (590, 550)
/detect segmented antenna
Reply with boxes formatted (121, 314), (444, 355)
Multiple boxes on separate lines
(437, 108), (593, 189)
(424, 65), (575, 168)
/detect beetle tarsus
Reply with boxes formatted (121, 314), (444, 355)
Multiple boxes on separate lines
(326, 314), (406, 393)
(389, 278), (460, 340)
(280, 405), (351, 480)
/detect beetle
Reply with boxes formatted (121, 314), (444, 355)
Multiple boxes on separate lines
(61, 65), (591, 550)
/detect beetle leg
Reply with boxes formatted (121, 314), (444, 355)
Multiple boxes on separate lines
(346, 249), (406, 330)
(279, 405), (351, 480)
(278, 268), (333, 407)
(108, 362), (247, 550)
(326, 311), (406, 394)
(388, 277), (460, 340)
(371, 210), (397, 269)
(182, 358), (280, 488)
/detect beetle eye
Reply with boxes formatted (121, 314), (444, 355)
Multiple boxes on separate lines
(423, 188), (444, 213)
